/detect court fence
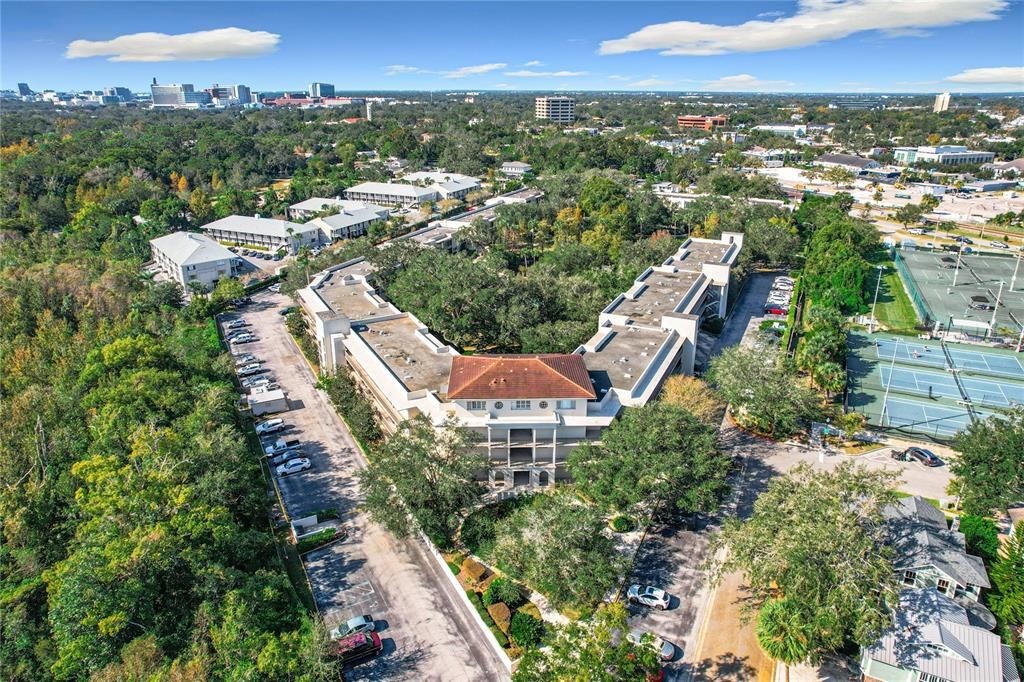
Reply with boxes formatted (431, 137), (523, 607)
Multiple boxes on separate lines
(891, 249), (934, 326)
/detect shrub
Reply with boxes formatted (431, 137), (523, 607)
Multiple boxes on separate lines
(610, 515), (636, 533)
(466, 589), (484, 610)
(489, 624), (509, 648)
(509, 612), (543, 647)
(484, 576), (525, 608)
(959, 514), (1000, 564)
(295, 528), (338, 554)
(447, 561), (461, 575)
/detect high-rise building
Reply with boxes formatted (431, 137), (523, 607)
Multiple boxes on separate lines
(535, 96), (575, 123)
(207, 84), (252, 104)
(308, 82), (335, 98)
(17, 83), (32, 97)
(933, 92), (951, 113)
(103, 86), (132, 101)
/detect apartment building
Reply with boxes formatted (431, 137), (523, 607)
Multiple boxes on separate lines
(401, 171), (481, 200)
(343, 181), (441, 207)
(934, 92), (951, 113)
(308, 205), (389, 242)
(201, 215), (319, 254)
(535, 96), (575, 123)
(308, 82), (335, 98)
(149, 82), (211, 109)
(288, 197), (390, 222)
(297, 215), (742, 492)
(677, 114), (728, 130)
(894, 145), (995, 166)
(149, 231), (240, 292)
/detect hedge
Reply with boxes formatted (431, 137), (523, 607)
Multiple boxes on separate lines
(296, 528), (339, 555)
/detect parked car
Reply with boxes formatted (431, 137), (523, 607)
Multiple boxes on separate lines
(237, 365), (264, 377)
(764, 306), (788, 316)
(276, 458), (311, 476)
(255, 418), (284, 436)
(268, 284), (282, 293)
(330, 615), (376, 640)
(269, 448), (305, 466)
(244, 377), (276, 390)
(280, 306), (299, 317)
(234, 353), (257, 365)
(627, 629), (675, 662)
(626, 584), (671, 610)
(231, 334), (257, 344)
(891, 447), (942, 467)
(332, 632), (382, 665)
(265, 438), (302, 455)
(969, 296), (994, 311)
(226, 319), (249, 329)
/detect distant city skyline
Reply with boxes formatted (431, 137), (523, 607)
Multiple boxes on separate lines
(2, 1), (1023, 94)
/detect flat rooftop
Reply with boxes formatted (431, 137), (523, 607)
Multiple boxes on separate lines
(315, 273), (389, 320)
(606, 270), (702, 326)
(355, 316), (453, 393)
(582, 326), (673, 396)
(676, 241), (733, 269)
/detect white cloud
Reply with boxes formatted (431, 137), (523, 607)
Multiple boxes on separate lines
(523, 60), (543, 67)
(757, 10), (785, 19)
(629, 78), (673, 88)
(65, 27), (279, 62)
(599, 0), (1006, 56)
(442, 63), (507, 79)
(504, 69), (587, 77)
(701, 74), (795, 91)
(607, 75), (632, 81)
(945, 66), (1024, 84)
(384, 64), (423, 75)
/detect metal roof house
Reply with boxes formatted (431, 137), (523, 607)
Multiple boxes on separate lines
(149, 231), (241, 292)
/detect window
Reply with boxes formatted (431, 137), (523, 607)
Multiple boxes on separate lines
(919, 672), (953, 682)
(466, 400), (486, 411)
(903, 570), (916, 586)
(937, 579), (950, 593)
(556, 400), (576, 410)
(512, 400), (531, 411)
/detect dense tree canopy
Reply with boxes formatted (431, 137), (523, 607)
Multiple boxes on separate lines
(950, 408), (1024, 516)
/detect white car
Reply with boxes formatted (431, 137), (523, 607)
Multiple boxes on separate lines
(255, 418), (284, 435)
(237, 365), (264, 377)
(626, 584), (671, 610)
(276, 458), (311, 476)
(244, 377), (275, 389)
(234, 353), (257, 366)
(226, 319), (249, 329)
(906, 228), (927, 235)
(231, 334), (256, 344)
(627, 629), (675, 662)
(989, 241), (1010, 249)
(268, 284), (282, 293)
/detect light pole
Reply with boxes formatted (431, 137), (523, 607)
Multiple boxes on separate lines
(879, 338), (900, 427)
(951, 243), (964, 288)
(987, 280), (1005, 339)
(1011, 254), (1021, 293)
(869, 265), (886, 333)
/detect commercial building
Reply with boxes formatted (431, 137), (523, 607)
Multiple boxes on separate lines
(206, 84), (252, 105)
(103, 86), (132, 101)
(149, 231), (241, 292)
(500, 161), (533, 178)
(297, 208), (742, 491)
(894, 146), (996, 167)
(752, 123), (807, 138)
(288, 197), (390, 221)
(934, 92), (951, 113)
(149, 82), (211, 109)
(829, 97), (884, 110)
(677, 114), (728, 130)
(308, 82), (335, 98)
(814, 153), (881, 174)
(201, 215), (319, 254)
(17, 82), (32, 97)
(535, 96), (575, 123)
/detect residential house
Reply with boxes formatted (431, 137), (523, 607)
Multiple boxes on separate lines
(500, 161), (532, 178)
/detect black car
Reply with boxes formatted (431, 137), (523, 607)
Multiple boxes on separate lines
(969, 296), (994, 311)
(891, 447), (942, 467)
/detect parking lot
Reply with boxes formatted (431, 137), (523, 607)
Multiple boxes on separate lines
(221, 291), (507, 681)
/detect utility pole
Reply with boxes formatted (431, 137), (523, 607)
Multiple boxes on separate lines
(988, 280), (1005, 339)
(869, 265), (885, 333)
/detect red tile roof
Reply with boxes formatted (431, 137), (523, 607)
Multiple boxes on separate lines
(447, 354), (596, 400)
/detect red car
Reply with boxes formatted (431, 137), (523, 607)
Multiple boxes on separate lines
(333, 631), (382, 665)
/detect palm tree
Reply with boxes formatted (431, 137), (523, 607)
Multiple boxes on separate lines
(755, 597), (812, 682)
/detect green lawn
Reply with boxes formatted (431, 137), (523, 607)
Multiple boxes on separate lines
(872, 268), (920, 332)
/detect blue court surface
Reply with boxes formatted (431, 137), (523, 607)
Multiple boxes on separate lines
(879, 366), (1024, 408)
(881, 398), (994, 437)
(871, 337), (1024, 378)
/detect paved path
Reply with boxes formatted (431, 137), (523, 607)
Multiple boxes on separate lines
(226, 292), (507, 681)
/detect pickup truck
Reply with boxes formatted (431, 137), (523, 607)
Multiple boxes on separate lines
(265, 438), (301, 456)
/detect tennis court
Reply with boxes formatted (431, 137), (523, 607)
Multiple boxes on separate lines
(894, 248), (1024, 338)
(847, 331), (1024, 441)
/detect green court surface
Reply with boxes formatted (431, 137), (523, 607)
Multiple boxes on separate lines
(894, 248), (1024, 338)
(846, 331), (1024, 441)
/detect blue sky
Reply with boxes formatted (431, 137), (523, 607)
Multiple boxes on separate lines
(2, 1), (1022, 93)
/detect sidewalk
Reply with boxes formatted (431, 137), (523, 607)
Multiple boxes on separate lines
(687, 570), (772, 682)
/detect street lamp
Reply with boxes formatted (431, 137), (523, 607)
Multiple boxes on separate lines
(869, 265), (886, 334)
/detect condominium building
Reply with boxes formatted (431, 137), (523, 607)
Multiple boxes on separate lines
(297, 209), (742, 492)
(149, 231), (241, 292)
(894, 145), (995, 166)
(535, 96), (575, 123)
(401, 171), (481, 200)
(150, 82), (211, 109)
(206, 84), (252, 105)
(308, 82), (335, 98)
(677, 114), (728, 130)
(308, 204), (389, 242)
(934, 92), (951, 113)
(201, 215), (319, 254)
(344, 182), (441, 208)
(288, 197), (390, 222)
